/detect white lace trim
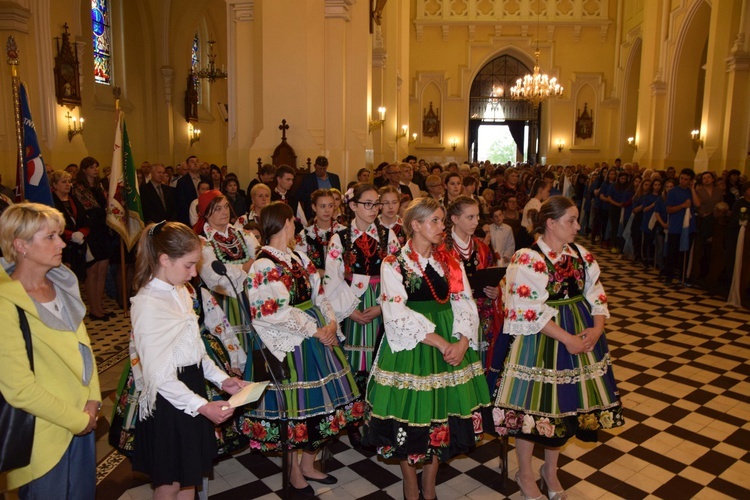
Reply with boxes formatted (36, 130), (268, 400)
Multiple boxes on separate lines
(452, 308), (479, 349)
(399, 246), (446, 278)
(504, 306), (559, 336)
(332, 294), (360, 323)
(384, 315), (434, 352)
(589, 305), (609, 317)
(255, 323), (310, 361)
(261, 245), (293, 265)
(505, 353), (613, 384)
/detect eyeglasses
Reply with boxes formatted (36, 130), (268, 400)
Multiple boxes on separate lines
(355, 201), (383, 210)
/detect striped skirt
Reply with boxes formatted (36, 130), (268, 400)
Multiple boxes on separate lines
(363, 300), (493, 464)
(238, 302), (361, 451)
(342, 278), (382, 375)
(493, 295), (624, 446)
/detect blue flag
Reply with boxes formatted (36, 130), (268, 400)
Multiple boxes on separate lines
(19, 83), (54, 206)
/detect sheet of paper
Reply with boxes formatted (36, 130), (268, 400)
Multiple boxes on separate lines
(221, 381), (270, 410)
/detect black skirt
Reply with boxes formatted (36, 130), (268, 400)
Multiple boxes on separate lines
(132, 364), (216, 488)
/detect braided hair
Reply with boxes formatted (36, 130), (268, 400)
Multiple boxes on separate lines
(444, 195), (478, 251)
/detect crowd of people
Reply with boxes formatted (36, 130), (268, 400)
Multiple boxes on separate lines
(0, 152), (745, 500)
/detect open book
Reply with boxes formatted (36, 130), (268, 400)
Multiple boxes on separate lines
(221, 381), (270, 410)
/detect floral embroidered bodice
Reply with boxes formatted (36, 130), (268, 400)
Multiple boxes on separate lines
(531, 242), (586, 300)
(397, 254), (449, 301)
(336, 223), (390, 278)
(257, 249), (313, 306)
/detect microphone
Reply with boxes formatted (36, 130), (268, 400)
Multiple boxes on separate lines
(211, 259), (228, 277)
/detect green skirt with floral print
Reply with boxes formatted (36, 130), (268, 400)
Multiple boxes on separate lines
(492, 295), (624, 446)
(363, 300), (493, 464)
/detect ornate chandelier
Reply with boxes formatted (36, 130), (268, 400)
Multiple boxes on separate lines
(195, 41), (227, 83)
(510, 49), (563, 110)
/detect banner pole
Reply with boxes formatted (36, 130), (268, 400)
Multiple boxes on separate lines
(7, 36), (24, 201)
(113, 86), (128, 314)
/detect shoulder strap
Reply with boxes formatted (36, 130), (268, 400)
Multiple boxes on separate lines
(16, 306), (34, 372)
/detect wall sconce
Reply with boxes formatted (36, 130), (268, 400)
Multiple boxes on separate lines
(556, 139), (565, 152)
(368, 106), (386, 133)
(408, 132), (417, 144)
(188, 123), (201, 146)
(627, 136), (637, 152)
(65, 111), (84, 142)
(691, 129), (703, 149)
(396, 124), (408, 140)
(450, 138), (458, 151)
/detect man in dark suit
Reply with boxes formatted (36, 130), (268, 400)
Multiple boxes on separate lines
(298, 156), (341, 219)
(140, 163), (176, 223)
(175, 155), (209, 225)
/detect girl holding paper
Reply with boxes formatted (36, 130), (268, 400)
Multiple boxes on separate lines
(130, 221), (246, 499)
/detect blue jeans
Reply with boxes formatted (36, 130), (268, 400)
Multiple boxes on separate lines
(19, 433), (96, 500)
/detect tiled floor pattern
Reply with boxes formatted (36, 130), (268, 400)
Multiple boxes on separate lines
(85, 245), (750, 499)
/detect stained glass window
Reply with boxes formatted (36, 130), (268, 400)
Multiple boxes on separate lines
(191, 33), (201, 102)
(92, 0), (111, 85)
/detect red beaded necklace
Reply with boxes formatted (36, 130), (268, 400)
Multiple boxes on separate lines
(312, 220), (333, 246)
(408, 241), (450, 304)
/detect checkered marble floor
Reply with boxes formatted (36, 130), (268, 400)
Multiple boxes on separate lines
(90, 243), (750, 500)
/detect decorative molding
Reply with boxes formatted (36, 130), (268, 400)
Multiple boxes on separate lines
(415, 24), (424, 41)
(160, 66), (174, 105)
(573, 25), (582, 43)
(494, 25), (502, 38)
(0, 2), (30, 33)
(324, 0), (355, 21)
(441, 25), (449, 42)
(547, 25), (554, 42)
(725, 51), (750, 72)
(226, 0), (254, 22)
(649, 79), (666, 96)
(468, 24), (475, 42)
(372, 47), (387, 68)
(600, 24), (608, 43)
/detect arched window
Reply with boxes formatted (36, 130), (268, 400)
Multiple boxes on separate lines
(91, 0), (112, 85)
(191, 33), (201, 104)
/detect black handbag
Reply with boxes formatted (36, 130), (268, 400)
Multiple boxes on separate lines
(0, 306), (36, 472)
(252, 348), (290, 382)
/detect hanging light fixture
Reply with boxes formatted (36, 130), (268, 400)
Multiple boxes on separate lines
(510, 9), (563, 110)
(195, 41), (227, 84)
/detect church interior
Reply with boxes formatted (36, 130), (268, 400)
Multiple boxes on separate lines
(0, 0), (748, 499)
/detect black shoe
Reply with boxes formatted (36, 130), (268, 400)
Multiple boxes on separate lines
(289, 484), (315, 499)
(88, 313), (109, 321)
(303, 474), (337, 485)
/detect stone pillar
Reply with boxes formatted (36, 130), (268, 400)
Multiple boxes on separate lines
(633, 0), (665, 167)
(225, 0), (256, 184)
(721, 2), (750, 174)
(699, 0), (745, 172)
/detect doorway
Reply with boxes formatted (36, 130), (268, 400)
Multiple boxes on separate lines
(473, 122), (532, 164)
(468, 54), (540, 164)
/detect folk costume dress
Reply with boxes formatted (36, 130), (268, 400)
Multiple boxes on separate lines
(441, 231), (507, 393)
(239, 246), (361, 451)
(294, 219), (347, 271)
(198, 222), (259, 360)
(493, 238), (624, 445)
(324, 222), (401, 391)
(363, 244), (493, 464)
(378, 215), (407, 247)
(131, 278), (231, 488)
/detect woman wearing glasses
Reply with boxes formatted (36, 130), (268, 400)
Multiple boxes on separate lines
(324, 183), (400, 447)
